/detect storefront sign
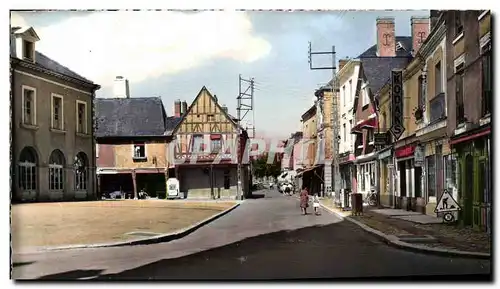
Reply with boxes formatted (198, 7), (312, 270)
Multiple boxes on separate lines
(377, 148), (392, 160)
(390, 70), (405, 141)
(374, 133), (388, 146)
(414, 145), (424, 167)
(395, 145), (416, 159)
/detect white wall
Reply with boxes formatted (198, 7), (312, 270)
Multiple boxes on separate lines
(339, 62), (360, 155)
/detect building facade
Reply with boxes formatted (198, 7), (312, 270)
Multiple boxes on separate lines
(347, 17), (419, 202)
(11, 26), (100, 202)
(296, 104), (322, 193)
(412, 14), (450, 215)
(170, 86), (250, 199)
(95, 93), (178, 199)
(445, 10), (491, 232)
(337, 58), (360, 196)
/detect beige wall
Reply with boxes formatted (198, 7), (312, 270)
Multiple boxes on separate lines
(114, 141), (169, 169)
(12, 66), (96, 201)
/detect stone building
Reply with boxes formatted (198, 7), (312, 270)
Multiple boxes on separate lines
(11, 26), (100, 202)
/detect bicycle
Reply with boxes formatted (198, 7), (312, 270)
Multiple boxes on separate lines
(364, 188), (378, 207)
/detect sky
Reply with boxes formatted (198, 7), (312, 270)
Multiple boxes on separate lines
(11, 10), (429, 139)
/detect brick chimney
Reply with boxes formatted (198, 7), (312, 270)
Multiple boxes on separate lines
(181, 101), (188, 115)
(411, 17), (430, 55)
(376, 17), (396, 57)
(174, 99), (181, 117)
(338, 59), (349, 71)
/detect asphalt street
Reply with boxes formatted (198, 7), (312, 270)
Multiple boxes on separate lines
(12, 189), (491, 281)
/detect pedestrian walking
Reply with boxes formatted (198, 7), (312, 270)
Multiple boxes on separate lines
(312, 193), (321, 215)
(300, 186), (309, 215)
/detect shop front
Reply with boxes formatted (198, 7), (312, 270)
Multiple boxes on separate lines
(377, 147), (394, 208)
(339, 152), (355, 207)
(354, 153), (378, 199)
(393, 143), (424, 212)
(450, 125), (491, 232)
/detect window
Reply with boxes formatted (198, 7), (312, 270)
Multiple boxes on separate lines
(343, 123), (346, 141)
(360, 165), (365, 191)
(190, 134), (204, 152)
(76, 101), (87, 134)
(74, 152), (88, 190)
(23, 40), (34, 61)
(362, 88), (370, 107)
(349, 79), (352, 104)
(426, 155), (436, 198)
(18, 147), (37, 191)
(342, 85), (346, 106)
(455, 63), (465, 123)
(207, 114), (215, 122)
(417, 75), (424, 107)
(349, 120), (353, 147)
(455, 11), (463, 36)
(444, 155), (458, 195)
(434, 61), (442, 95)
(482, 50), (492, 116)
(210, 134), (222, 153)
(133, 142), (146, 158)
(49, 150), (65, 191)
(22, 86), (36, 125)
(96, 144), (99, 158)
(51, 94), (64, 130)
(367, 129), (374, 143)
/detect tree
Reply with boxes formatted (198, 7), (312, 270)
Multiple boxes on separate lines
(251, 153), (282, 179)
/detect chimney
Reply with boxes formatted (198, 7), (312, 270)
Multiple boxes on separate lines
(376, 17), (396, 57)
(113, 76), (130, 98)
(411, 17), (430, 55)
(181, 101), (188, 115)
(338, 59), (349, 71)
(174, 99), (181, 117)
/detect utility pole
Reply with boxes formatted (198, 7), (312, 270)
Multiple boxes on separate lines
(308, 42), (340, 202)
(236, 74), (255, 200)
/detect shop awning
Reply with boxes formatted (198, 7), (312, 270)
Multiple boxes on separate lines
(450, 127), (491, 146)
(295, 164), (321, 177)
(351, 115), (377, 133)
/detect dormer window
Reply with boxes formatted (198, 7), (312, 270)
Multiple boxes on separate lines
(23, 40), (34, 62)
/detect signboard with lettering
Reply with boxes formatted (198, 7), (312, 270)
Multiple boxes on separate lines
(414, 145), (424, 167)
(374, 133), (388, 147)
(390, 70), (405, 140)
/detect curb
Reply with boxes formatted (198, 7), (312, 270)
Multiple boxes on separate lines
(320, 204), (491, 259)
(20, 202), (242, 253)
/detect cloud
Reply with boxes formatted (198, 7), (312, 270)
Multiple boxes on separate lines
(10, 11), (271, 86)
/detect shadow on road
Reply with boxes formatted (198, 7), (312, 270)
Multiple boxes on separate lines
(30, 269), (104, 280)
(247, 193), (265, 199)
(12, 261), (35, 268)
(31, 219), (491, 281)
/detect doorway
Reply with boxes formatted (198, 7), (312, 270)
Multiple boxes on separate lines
(463, 154), (474, 226)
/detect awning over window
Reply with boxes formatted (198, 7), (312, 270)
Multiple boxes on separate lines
(295, 164), (321, 177)
(450, 127), (491, 146)
(351, 117), (377, 133)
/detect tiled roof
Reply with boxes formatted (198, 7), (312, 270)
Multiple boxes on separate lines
(357, 36), (413, 58)
(164, 116), (182, 136)
(361, 57), (410, 96)
(10, 27), (94, 84)
(95, 97), (168, 138)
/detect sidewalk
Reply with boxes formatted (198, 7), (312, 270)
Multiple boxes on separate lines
(320, 200), (491, 256)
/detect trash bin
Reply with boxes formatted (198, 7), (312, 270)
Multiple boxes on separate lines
(351, 193), (363, 215)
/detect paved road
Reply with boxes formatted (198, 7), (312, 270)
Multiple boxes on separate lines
(12, 189), (491, 280)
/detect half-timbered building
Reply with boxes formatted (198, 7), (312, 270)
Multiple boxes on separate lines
(170, 86), (250, 199)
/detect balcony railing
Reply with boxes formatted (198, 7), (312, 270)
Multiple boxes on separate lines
(429, 92), (446, 124)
